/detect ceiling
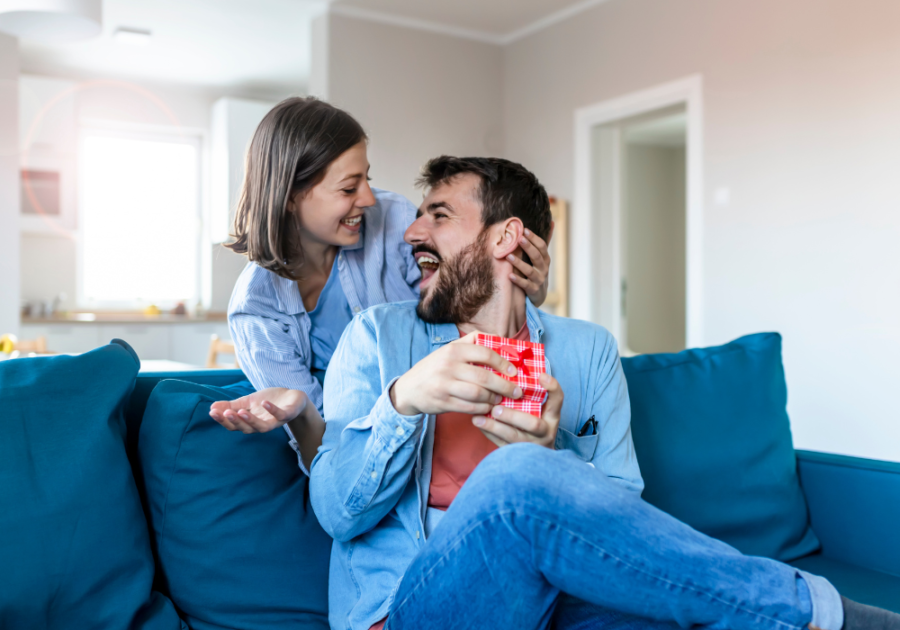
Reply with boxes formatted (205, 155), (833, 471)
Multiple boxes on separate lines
(16, 0), (608, 93)
(331, 0), (605, 42)
(17, 0), (327, 96)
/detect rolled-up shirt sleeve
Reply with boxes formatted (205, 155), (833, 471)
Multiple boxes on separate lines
(229, 311), (322, 475)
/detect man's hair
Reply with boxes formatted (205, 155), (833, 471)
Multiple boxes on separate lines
(416, 156), (552, 248)
(226, 97), (367, 280)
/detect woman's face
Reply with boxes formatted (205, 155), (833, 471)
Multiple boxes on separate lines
(292, 141), (375, 251)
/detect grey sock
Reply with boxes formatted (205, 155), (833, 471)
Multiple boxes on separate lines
(841, 596), (900, 630)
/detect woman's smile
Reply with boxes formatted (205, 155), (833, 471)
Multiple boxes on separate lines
(340, 214), (364, 232)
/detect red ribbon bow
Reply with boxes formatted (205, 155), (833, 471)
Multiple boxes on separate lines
(500, 345), (534, 377)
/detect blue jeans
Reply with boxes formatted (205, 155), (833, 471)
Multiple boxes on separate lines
(384, 444), (841, 630)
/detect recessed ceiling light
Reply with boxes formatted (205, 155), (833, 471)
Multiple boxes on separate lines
(113, 26), (151, 46)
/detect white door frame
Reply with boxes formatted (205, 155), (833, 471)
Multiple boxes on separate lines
(572, 74), (704, 348)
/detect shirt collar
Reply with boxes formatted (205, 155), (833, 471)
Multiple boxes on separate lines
(342, 237), (365, 252)
(525, 299), (545, 343)
(425, 298), (545, 347)
(272, 273), (306, 316)
(271, 218), (367, 316)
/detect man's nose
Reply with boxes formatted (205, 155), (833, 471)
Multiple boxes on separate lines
(404, 215), (427, 246)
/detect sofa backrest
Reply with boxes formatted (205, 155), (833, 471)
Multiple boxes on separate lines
(620, 332), (819, 562)
(125, 369), (246, 464)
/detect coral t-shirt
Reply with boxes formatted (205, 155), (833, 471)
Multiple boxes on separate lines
(429, 322), (530, 510)
(370, 324), (530, 630)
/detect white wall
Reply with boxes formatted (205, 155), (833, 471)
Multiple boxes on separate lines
(309, 13), (329, 100)
(210, 97), (275, 244)
(503, 0), (900, 462)
(0, 35), (20, 336)
(624, 144), (686, 354)
(20, 233), (76, 313)
(322, 13), (504, 203)
(75, 79), (215, 129)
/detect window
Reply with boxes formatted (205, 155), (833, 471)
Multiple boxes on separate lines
(79, 128), (201, 308)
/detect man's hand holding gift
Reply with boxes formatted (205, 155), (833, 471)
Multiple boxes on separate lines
(470, 333), (561, 449)
(389, 331), (563, 449)
(474, 372), (561, 449)
(390, 332), (522, 417)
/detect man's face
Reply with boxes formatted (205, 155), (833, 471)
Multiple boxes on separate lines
(404, 173), (496, 324)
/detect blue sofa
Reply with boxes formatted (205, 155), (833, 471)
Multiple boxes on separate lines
(2, 336), (898, 629)
(126, 363), (900, 618)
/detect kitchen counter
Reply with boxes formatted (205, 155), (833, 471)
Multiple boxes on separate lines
(20, 316), (234, 365)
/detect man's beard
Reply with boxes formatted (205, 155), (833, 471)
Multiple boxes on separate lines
(416, 230), (496, 325)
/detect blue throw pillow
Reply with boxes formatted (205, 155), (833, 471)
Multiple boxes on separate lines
(138, 379), (331, 630)
(621, 332), (820, 561)
(0, 340), (183, 629)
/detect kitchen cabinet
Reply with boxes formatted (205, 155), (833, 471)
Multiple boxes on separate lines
(20, 320), (234, 366)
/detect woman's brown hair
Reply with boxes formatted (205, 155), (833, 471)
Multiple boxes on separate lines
(226, 97), (367, 279)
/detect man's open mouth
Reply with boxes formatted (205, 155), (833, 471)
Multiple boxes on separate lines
(340, 215), (363, 226)
(415, 251), (441, 286)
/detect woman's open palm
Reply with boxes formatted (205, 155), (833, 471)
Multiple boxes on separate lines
(209, 387), (308, 434)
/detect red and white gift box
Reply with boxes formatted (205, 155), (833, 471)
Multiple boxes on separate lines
(474, 333), (547, 417)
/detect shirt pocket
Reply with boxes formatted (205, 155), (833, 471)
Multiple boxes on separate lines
(556, 427), (600, 462)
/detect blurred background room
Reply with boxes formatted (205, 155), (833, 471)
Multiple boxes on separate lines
(0, 0), (898, 462)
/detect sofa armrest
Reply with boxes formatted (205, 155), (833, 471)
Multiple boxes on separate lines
(796, 450), (900, 577)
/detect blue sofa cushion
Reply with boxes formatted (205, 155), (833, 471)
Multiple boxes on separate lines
(621, 332), (820, 561)
(0, 341), (183, 630)
(138, 379), (331, 630)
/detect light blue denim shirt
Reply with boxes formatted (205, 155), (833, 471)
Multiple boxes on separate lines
(227, 188), (421, 413)
(310, 300), (644, 630)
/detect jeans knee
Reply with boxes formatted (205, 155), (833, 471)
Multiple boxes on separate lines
(479, 442), (549, 477)
(465, 444), (632, 516)
(465, 443), (559, 499)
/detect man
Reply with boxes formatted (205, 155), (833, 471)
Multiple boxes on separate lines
(247, 156), (896, 630)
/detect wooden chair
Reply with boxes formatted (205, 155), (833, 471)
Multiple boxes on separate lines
(0, 334), (51, 357)
(206, 334), (240, 369)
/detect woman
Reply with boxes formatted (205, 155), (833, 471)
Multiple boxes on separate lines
(210, 97), (552, 471)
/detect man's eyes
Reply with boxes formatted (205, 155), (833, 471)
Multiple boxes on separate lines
(413, 210), (447, 220)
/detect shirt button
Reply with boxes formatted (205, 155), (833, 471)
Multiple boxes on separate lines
(370, 471), (377, 480)
(353, 306), (361, 314)
(434, 336), (441, 342)
(338, 254), (343, 262)
(395, 426), (403, 435)
(416, 530), (420, 540)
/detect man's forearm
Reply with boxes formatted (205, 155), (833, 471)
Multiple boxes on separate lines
(288, 405), (326, 471)
(311, 389), (426, 542)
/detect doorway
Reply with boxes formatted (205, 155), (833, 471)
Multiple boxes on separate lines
(572, 76), (703, 352)
(619, 107), (686, 354)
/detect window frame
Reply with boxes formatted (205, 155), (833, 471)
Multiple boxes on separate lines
(76, 121), (206, 311)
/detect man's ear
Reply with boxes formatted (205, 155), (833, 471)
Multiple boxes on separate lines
(491, 218), (525, 260)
